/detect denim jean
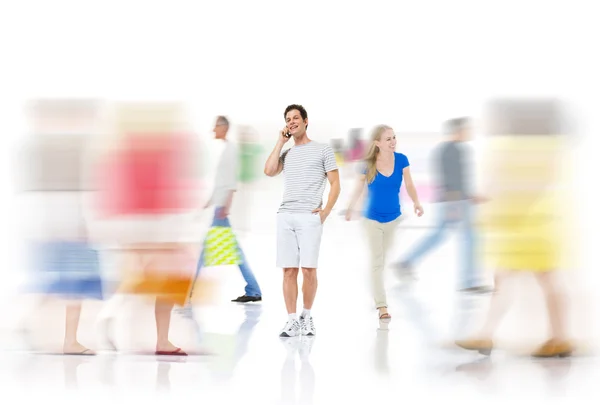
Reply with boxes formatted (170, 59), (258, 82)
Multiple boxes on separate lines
(401, 200), (477, 289)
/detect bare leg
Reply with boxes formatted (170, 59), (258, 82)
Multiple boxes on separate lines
(477, 272), (513, 339)
(531, 271), (573, 357)
(64, 301), (94, 354)
(455, 271), (512, 354)
(301, 268), (317, 310)
(283, 268), (299, 314)
(535, 272), (567, 341)
(155, 297), (178, 352)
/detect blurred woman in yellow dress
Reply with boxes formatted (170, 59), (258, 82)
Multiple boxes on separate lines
(456, 99), (574, 357)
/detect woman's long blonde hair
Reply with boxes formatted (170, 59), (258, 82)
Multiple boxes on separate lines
(364, 125), (392, 184)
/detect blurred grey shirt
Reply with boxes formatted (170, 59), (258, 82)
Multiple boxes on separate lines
(435, 141), (472, 202)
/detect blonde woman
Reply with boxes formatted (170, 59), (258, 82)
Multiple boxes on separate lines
(346, 125), (424, 319)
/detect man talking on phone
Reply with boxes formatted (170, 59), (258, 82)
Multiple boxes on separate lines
(264, 104), (341, 337)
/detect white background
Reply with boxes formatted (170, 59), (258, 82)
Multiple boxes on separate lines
(0, 0), (598, 401)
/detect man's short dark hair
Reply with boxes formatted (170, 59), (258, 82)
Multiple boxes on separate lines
(216, 115), (230, 127)
(444, 117), (470, 135)
(284, 104), (308, 129)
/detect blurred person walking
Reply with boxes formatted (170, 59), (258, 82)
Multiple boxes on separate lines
(234, 125), (264, 232)
(16, 99), (105, 355)
(455, 99), (574, 357)
(94, 102), (202, 356)
(193, 116), (262, 303)
(392, 118), (489, 293)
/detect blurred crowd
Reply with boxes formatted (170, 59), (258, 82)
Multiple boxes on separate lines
(6, 97), (581, 361)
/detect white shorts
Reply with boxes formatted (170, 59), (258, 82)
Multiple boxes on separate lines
(276, 212), (323, 269)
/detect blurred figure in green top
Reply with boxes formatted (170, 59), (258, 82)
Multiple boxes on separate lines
(238, 125), (263, 184)
(234, 125), (264, 233)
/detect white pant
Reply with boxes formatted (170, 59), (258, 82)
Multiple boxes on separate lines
(363, 217), (400, 309)
(276, 212), (323, 268)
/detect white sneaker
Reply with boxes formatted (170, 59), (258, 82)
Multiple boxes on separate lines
(279, 318), (301, 337)
(299, 316), (316, 336)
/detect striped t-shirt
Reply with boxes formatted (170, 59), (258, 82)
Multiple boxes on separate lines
(278, 141), (338, 213)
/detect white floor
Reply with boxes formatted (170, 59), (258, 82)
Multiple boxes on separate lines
(1, 177), (598, 404)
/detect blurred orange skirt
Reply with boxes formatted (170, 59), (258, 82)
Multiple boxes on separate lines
(118, 243), (198, 306)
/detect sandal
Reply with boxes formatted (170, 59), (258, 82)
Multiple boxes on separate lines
(155, 347), (188, 356)
(63, 349), (96, 356)
(378, 308), (391, 319)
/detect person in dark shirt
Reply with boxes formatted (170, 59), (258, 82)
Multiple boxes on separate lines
(392, 117), (488, 292)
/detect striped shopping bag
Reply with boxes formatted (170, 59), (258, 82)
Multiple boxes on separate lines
(203, 226), (243, 266)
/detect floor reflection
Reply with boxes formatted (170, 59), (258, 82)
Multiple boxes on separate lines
(280, 336), (315, 405)
(374, 320), (390, 376)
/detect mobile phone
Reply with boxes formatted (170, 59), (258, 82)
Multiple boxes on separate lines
(285, 132), (291, 138)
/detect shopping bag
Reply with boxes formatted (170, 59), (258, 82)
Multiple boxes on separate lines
(119, 244), (197, 306)
(203, 226), (243, 266)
